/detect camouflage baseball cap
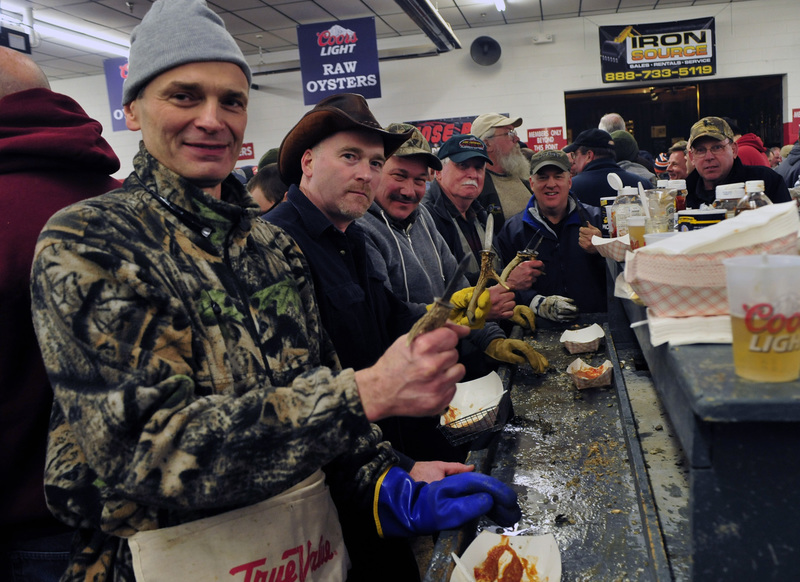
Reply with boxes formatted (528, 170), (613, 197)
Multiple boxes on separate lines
(688, 117), (735, 148)
(385, 123), (442, 170)
(529, 149), (571, 174)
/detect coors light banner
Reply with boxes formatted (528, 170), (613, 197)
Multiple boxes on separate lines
(297, 17), (381, 105)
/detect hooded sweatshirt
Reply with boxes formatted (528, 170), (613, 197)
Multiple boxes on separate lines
(775, 141), (800, 188)
(0, 88), (122, 543)
(358, 202), (504, 352)
(735, 133), (770, 167)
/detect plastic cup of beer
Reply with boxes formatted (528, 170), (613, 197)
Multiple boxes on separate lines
(724, 254), (800, 382)
(627, 216), (646, 250)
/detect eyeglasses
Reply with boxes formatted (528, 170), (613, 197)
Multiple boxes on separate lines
(487, 129), (517, 140)
(690, 141), (729, 156)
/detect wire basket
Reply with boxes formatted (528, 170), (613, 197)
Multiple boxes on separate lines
(438, 404), (502, 446)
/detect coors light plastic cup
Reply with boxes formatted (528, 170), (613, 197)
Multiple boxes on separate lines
(724, 254), (800, 382)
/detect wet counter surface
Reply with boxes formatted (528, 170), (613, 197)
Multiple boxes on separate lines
(425, 317), (672, 582)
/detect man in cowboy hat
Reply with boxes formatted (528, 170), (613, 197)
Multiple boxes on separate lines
(266, 93), (520, 580)
(30, 2), (520, 580)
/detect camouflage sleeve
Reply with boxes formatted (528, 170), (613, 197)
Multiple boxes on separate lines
(31, 215), (393, 533)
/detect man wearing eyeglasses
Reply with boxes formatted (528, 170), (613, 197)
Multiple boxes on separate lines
(686, 116), (790, 208)
(471, 113), (533, 230)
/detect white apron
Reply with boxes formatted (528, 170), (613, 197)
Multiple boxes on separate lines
(128, 470), (349, 582)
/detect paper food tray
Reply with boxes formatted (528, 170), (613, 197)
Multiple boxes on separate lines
(439, 371), (506, 445)
(559, 323), (605, 354)
(566, 358), (613, 389)
(451, 531), (561, 582)
(624, 231), (797, 317)
(624, 204), (800, 317)
(592, 234), (631, 262)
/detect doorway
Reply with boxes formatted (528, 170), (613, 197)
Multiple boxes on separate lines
(564, 75), (784, 156)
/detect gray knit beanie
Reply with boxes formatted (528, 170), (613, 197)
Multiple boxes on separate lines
(122, 0), (252, 105)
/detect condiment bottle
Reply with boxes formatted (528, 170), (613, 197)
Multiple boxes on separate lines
(712, 183), (745, 219)
(611, 186), (644, 237)
(669, 179), (687, 213)
(734, 180), (772, 215)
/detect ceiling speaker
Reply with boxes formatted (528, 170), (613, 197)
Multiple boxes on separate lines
(470, 36), (501, 66)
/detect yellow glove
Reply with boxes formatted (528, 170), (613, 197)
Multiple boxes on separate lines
(510, 305), (536, 330)
(448, 286), (490, 329)
(484, 338), (549, 373)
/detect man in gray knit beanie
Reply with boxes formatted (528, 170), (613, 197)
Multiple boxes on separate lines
(122, 0), (251, 198)
(30, 1), (503, 581)
(122, 0), (251, 105)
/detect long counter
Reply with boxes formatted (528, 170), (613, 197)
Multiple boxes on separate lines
(610, 258), (800, 581)
(425, 262), (800, 581)
(424, 316), (672, 581)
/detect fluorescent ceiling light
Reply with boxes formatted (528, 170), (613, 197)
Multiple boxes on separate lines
(395, 0), (461, 52)
(35, 21), (129, 57)
(1, 0), (130, 56)
(495, 0), (506, 11)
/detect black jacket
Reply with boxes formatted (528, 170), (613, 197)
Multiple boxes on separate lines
(685, 157), (791, 208)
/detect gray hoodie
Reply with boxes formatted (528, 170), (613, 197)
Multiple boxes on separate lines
(775, 141), (800, 189)
(359, 202), (504, 351)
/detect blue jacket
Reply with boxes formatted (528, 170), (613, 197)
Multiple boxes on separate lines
(495, 196), (607, 314)
(571, 158), (648, 207)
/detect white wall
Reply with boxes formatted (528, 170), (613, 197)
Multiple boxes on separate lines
(50, 0), (799, 179)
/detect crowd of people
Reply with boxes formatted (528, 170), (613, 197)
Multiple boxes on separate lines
(3, 0), (800, 581)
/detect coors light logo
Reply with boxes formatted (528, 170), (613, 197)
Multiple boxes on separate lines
(316, 24), (357, 56)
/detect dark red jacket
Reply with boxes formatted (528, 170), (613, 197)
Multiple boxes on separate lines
(0, 88), (121, 542)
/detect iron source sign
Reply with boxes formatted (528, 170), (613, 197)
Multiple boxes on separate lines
(599, 17), (715, 84)
(297, 17), (381, 105)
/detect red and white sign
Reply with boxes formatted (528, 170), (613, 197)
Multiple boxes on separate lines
(786, 109), (800, 146)
(239, 142), (255, 161)
(526, 127), (567, 152)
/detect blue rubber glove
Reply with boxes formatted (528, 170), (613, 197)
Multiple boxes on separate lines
(374, 466), (521, 538)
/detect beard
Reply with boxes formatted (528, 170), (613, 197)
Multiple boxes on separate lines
(496, 147), (531, 181)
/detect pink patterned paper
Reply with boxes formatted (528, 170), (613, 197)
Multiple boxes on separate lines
(625, 232), (798, 317)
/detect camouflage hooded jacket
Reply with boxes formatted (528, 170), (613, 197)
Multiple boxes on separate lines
(30, 145), (394, 581)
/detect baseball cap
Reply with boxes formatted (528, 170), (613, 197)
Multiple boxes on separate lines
(471, 113), (523, 140)
(437, 134), (493, 165)
(563, 128), (614, 153)
(688, 117), (735, 148)
(529, 149), (570, 174)
(668, 140), (688, 154)
(385, 123), (442, 171)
